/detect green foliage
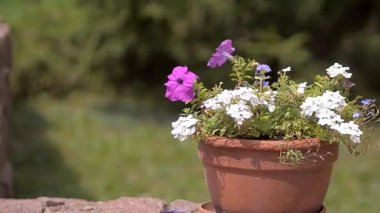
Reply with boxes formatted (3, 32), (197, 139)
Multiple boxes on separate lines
(230, 56), (257, 86)
(1, 0), (380, 98)
(279, 149), (305, 165)
(0, 0), (102, 97)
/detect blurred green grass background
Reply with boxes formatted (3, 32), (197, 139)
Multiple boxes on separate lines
(11, 92), (380, 212)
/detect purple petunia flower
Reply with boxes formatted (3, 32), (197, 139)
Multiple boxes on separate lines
(165, 66), (198, 102)
(263, 81), (270, 87)
(361, 99), (374, 105)
(207, 39), (235, 68)
(256, 64), (272, 73)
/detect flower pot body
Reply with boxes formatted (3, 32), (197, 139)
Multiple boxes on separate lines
(199, 202), (327, 213)
(198, 136), (338, 213)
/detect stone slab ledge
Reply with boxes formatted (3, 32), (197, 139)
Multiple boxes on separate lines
(0, 197), (201, 213)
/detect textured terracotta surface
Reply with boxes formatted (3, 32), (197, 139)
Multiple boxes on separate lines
(199, 201), (327, 213)
(203, 136), (321, 151)
(0, 22), (12, 198)
(199, 136), (338, 213)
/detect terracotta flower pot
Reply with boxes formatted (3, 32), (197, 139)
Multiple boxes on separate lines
(199, 202), (327, 213)
(198, 136), (339, 213)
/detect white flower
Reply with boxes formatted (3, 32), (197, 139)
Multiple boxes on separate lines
(202, 89), (234, 110)
(331, 121), (362, 136)
(316, 109), (343, 126)
(331, 121), (363, 143)
(203, 98), (222, 110)
(217, 90), (234, 105)
(226, 102), (253, 126)
(320, 91), (347, 110)
(268, 105), (275, 113)
(326, 63), (352, 78)
(300, 91), (347, 115)
(232, 87), (259, 103)
(281, 67), (291, 73)
(171, 115), (198, 141)
(300, 97), (320, 117)
(297, 82), (307, 94)
(301, 91), (346, 117)
(261, 91), (277, 112)
(350, 135), (361, 144)
(202, 87), (278, 125)
(300, 90), (362, 143)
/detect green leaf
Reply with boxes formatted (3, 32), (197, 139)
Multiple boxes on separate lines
(252, 118), (271, 132)
(183, 108), (191, 113)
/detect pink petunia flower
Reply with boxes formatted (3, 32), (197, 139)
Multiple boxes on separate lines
(164, 66), (198, 102)
(207, 39), (235, 68)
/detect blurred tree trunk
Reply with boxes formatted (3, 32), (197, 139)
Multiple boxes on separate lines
(0, 21), (13, 198)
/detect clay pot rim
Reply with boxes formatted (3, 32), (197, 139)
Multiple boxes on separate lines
(202, 136), (324, 151)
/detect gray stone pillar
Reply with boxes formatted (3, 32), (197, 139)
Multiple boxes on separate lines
(0, 22), (13, 197)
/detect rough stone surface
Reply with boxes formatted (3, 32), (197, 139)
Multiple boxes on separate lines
(166, 199), (200, 212)
(97, 197), (166, 213)
(0, 197), (174, 213)
(0, 199), (43, 213)
(0, 21), (12, 198)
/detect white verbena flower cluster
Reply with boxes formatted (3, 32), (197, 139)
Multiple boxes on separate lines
(281, 67), (291, 73)
(261, 90), (277, 112)
(226, 103), (253, 126)
(297, 82), (307, 94)
(171, 115), (198, 141)
(326, 63), (352, 79)
(203, 87), (276, 125)
(301, 91), (346, 117)
(300, 90), (362, 143)
(332, 121), (363, 144)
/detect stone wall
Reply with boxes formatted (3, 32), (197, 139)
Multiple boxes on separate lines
(0, 22), (12, 198)
(0, 197), (201, 213)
